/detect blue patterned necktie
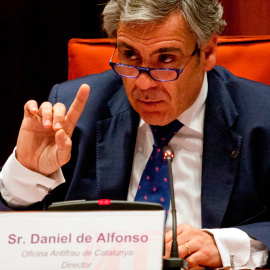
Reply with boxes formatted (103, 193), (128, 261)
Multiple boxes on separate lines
(134, 120), (183, 219)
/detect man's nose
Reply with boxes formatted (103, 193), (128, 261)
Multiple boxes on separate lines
(134, 71), (159, 90)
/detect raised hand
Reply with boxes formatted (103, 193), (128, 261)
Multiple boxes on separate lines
(164, 223), (222, 268)
(16, 84), (90, 176)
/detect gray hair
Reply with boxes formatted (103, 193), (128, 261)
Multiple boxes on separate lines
(102, 0), (226, 47)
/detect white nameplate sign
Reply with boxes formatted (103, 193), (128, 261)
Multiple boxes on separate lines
(0, 211), (164, 270)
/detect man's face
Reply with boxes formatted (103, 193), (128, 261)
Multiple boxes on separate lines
(116, 12), (217, 126)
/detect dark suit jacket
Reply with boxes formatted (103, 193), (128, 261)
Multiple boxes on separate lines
(1, 66), (270, 259)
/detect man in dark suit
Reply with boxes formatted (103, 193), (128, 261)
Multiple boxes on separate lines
(1, 0), (270, 268)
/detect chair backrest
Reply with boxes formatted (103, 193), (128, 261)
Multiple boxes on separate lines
(68, 36), (270, 85)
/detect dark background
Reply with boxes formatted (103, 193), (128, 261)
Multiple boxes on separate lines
(0, 0), (270, 165)
(0, 0), (107, 164)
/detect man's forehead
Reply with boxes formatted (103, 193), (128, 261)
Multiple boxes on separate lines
(117, 41), (184, 55)
(116, 12), (194, 47)
(116, 20), (195, 56)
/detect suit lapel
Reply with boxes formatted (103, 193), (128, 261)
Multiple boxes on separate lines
(96, 85), (140, 199)
(201, 70), (243, 228)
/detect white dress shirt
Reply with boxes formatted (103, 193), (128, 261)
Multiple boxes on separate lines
(0, 73), (268, 268)
(127, 73), (207, 231)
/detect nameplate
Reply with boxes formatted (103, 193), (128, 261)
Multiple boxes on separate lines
(0, 211), (164, 270)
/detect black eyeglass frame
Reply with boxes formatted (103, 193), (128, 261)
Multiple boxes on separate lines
(109, 44), (198, 82)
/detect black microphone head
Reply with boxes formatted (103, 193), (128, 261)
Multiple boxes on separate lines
(163, 145), (174, 160)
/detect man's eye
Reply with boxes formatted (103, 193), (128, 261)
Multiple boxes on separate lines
(159, 55), (174, 63)
(123, 51), (139, 60)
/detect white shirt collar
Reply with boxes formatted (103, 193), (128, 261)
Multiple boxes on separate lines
(177, 72), (208, 134)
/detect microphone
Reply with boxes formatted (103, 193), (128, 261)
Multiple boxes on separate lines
(163, 146), (189, 270)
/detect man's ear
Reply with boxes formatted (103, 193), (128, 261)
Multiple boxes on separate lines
(201, 34), (218, 71)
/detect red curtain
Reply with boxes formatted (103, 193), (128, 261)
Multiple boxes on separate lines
(222, 0), (270, 35)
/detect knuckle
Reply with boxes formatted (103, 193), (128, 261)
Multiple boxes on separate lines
(25, 99), (34, 106)
(54, 102), (66, 111)
(40, 102), (53, 114)
(53, 112), (65, 120)
(24, 100), (37, 110)
(41, 101), (52, 108)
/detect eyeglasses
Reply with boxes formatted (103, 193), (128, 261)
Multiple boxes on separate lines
(109, 44), (198, 82)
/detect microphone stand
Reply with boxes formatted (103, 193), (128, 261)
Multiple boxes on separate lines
(163, 146), (189, 270)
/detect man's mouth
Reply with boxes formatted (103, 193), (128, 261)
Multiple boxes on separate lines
(138, 98), (163, 103)
(139, 99), (162, 103)
(137, 99), (163, 109)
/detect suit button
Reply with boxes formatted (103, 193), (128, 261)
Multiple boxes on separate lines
(231, 150), (238, 158)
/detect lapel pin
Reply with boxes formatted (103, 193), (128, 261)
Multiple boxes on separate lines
(231, 150), (238, 158)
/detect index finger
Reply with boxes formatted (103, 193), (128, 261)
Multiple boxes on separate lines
(65, 84), (90, 137)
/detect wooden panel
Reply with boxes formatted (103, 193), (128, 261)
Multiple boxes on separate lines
(222, 0), (270, 35)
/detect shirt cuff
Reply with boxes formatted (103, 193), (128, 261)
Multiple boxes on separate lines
(1, 148), (65, 204)
(204, 227), (268, 269)
(203, 228), (250, 268)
